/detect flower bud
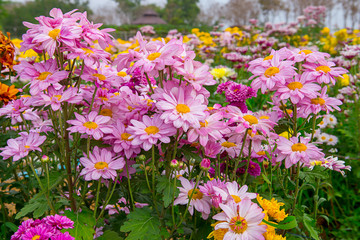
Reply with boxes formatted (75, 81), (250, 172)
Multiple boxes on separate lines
(170, 159), (179, 169)
(137, 154), (146, 162)
(200, 158), (211, 171)
(41, 155), (49, 163)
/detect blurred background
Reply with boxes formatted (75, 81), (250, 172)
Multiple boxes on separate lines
(0, 0), (359, 38)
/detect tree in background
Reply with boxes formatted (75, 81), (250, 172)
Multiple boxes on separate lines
(164, 0), (200, 25)
(0, 0), (91, 37)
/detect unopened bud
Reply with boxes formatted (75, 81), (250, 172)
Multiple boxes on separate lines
(200, 158), (211, 171)
(41, 155), (49, 163)
(137, 154), (146, 162)
(170, 159), (179, 169)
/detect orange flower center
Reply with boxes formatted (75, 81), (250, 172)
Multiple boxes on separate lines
(48, 29), (60, 40)
(31, 235), (41, 240)
(315, 65), (331, 73)
(311, 97), (325, 105)
(300, 49), (312, 55)
(264, 67), (279, 78)
(93, 73), (106, 81)
(263, 55), (273, 61)
(94, 161), (108, 170)
(53, 95), (62, 101)
(229, 216), (248, 234)
(147, 52), (161, 61)
(243, 115), (258, 125)
(83, 121), (98, 129)
(100, 108), (112, 117)
(24, 145), (30, 149)
(287, 82), (303, 90)
(260, 115), (269, 120)
(200, 120), (208, 128)
(117, 71), (127, 77)
(82, 48), (94, 55)
(291, 143), (307, 152)
(121, 132), (132, 141)
(144, 126), (159, 135)
(257, 151), (266, 156)
(231, 195), (241, 203)
(221, 141), (236, 148)
(188, 188), (203, 200)
(37, 72), (52, 81)
(176, 104), (190, 114)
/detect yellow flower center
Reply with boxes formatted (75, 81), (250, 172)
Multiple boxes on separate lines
(83, 121), (98, 129)
(311, 97), (326, 105)
(32, 235), (41, 240)
(229, 216), (248, 234)
(144, 126), (159, 135)
(315, 65), (331, 73)
(99, 108), (112, 117)
(200, 120), (208, 128)
(147, 52), (161, 61)
(221, 141), (236, 148)
(243, 115), (258, 125)
(48, 29), (60, 40)
(21, 95), (32, 98)
(188, 188), (203, 200)
(82, 48), (94, 55)
(291, 143), (307, 152)
(127, 106), (135, 112)
(257, 151), (266, 156)
(37, 72), (52, 81)
(300, 49), (312, 55)
(231, 195), (241, 203)
(260, 115), (270, 120)
(53, 95), (62, 101)
(321, 136), (326, 140)
(287, 82), (303, 90)
(24, 145), (30, 149)
(263, 55), (273, 61)
(117, 71), (127, 77)
(94, 161), (109, 170)
(264, 67), (279, 78)
(329, 138), (333, 142)
(121, 132), (132, 141)
(93, 73), (106, 81)
(176, 104), (190, 114)
(285, 109), (293, 114)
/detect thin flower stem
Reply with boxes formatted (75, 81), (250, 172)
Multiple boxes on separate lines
(93, 178), (102, 218)
(291, 162), (301, 214)
(126, 158), (135, 210)
(89, 87), (98, 112)
(143, 160), (152, 193)
(310, 113), (318, 142)
(96, 175), (119, 223)
(232, 132), (248, 181)
(171, 171), (177, 226)
(151, 145), (156, 199)
(313, 177), (320, 220)
(242, 140), (252, 185)
(144, 72), (154, 94)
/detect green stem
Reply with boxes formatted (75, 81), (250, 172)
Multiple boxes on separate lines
(171, 172), (177, 226)
(96, 175), (119, 222)
(242, 140), (252, 185)
(144, 72), (154, 94)
(232, 132), (248, 181)
(291, 162), (301, 214)
(126, 158), (135, 210)
(93, 178), (102, 218)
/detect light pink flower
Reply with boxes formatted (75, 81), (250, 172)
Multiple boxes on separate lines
(213, 182), (257, 205)
(174, 177), (212, 220)
(67, 112), (112, 140)
(79, 146), (125, 181)
(127, 114), (177, 151)
(35, 86), (82, 111)
(303, 61), (347, 85)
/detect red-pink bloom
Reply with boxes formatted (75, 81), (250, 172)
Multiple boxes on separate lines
(128, 114), (177, 151)
(79, 146), (125, 181)
(67, 112), (112, 140)
(43, 215), (74, 230)
(276, 136), (324, 168)
(0, 132), (46, 161)
(156, 85), (207, 131)
(303, 61), (347, 85)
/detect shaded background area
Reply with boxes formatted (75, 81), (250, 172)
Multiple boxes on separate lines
(1, 0), (360, 38)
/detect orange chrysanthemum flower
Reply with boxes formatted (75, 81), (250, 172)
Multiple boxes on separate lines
(0, 82), (19, 104)
(0, 31), (16, 72)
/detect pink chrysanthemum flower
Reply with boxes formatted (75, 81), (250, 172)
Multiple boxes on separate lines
(35, 86), (82, 111)
(290, 48), (329, 63)
(156, 85), (207, 131)
(213, 199), (267, 240)
(0, 132), (46, 161)
(276, 136), (325, 168)
(127, 114), (177, 151)
(213, 182), (257, 204)
(51, 232), (75, 240)
(0, 98), (39, 124)
(219, 139), (241, 158)
(67, 46), (110, 68)
(274, 74), (321, 104)
(21, 225), (52, 240)
(67, 111), (112, 140)
(174, 177), (212, 220)
(79, 146), (125, 181)
(43, 214), (74, 230)
(303, 61), (347, 85)
(103, 119), (141, 159)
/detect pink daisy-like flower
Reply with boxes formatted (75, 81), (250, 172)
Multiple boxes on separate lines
(67, 46), (110, 68)
(213, 182), (257, 204)
(43, 214), (74, 230)
(213, 199), (267, 240)
(276, 136), (325, 168)
(156, 85), (207, 131)
(290, 48), (329, 63)
(219, 138), (241, 158)
(274, 74), (321, 104)
(51, 232), (75, 240)
(21, 225), (52, 240)
(35, 86), (82, 111)
(174, 177), (212, 220)
(0, 98), (39, 124)
(127, 114), (177, 151)
(0, 132), (46, 161)
(79, 146), (125, 181)
(67, 111), (112, 140)
(303, 61), (347, 85)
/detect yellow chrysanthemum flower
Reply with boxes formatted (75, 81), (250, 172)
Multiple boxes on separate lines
(336, 74), (350, 87)
(207, 222), (228, 240)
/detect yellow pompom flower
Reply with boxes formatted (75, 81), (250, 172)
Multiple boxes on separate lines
(336, 74), (350, 87)
(320, 27), (330, 35)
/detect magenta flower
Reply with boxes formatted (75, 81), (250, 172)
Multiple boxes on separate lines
(156, 85), (207, 131)
(0, 132), (46, 161)
(174, 177), (212, 220)
(276, 136), (325, 168)
(22, 225), (52, 240)
(213, 200), (267, 239)
(303, 61), (347, 85)
(50, 232), (75, 240)
(127, 114), (177, 151)
(274, 74), (321, 104)
(79, 146), (125, 181)
(43, 214), (74, 230)
(67, 111), (112, 140)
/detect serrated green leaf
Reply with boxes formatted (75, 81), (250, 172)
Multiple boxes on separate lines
(97, 230), (123, 240)
(63, 210), (95, 240)
(33, 203), (49, 218)
(15, 197), (47, 219)
(156, 176), (179, 207)
(262, 216), (297, 230)
(40, 171), (65, 192)
(120, 207), (161, 240)
(303, 214), (320, 240)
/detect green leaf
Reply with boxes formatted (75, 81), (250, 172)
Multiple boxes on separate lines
(262, 216), (297, 230)
(97, 230), (123, 240)
(63, 210), (96, 240)
(4, 222), (18, 232)
(261, 173), (271, 185)
(156, 176), (179, 208)
(120, 207), (162, 240)
(33, 203), (49, 218)
(303, 213), (320, 240)
(40, 171), (65, 192)
(15, 196), (47, 219)
(299, 166), (328, 183)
